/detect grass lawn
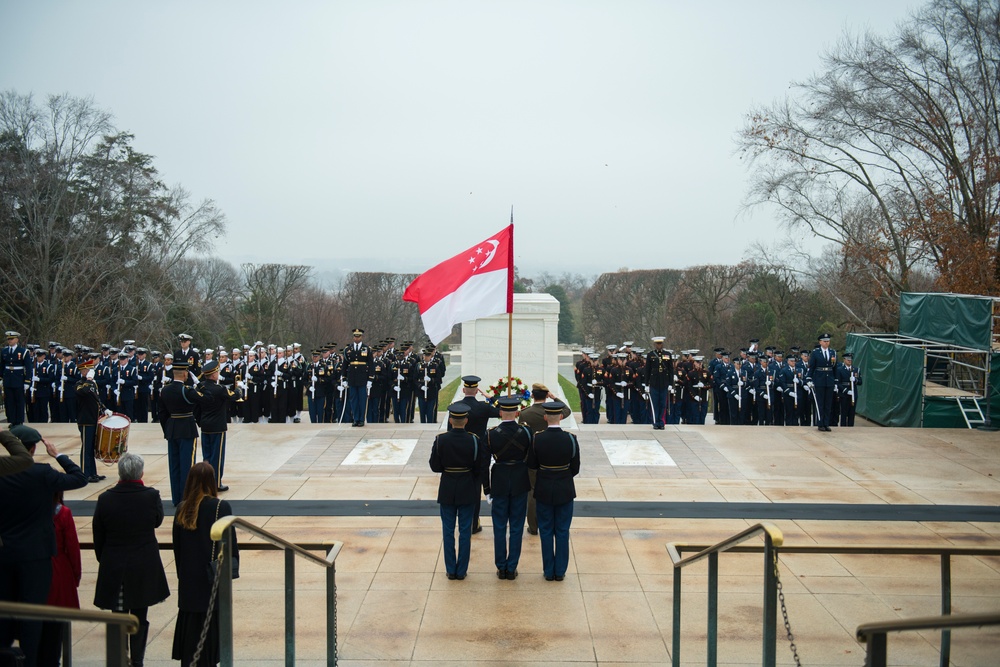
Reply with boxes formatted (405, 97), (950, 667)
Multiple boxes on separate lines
(558, 374), (581, 413)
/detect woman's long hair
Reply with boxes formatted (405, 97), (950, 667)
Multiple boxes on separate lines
(176, 462), (218, 531)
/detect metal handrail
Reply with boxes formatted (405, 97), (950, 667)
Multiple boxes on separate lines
(668, 537), (1000, 667)
(209, 515), (345, 667)
(668, 522), (783, 667)
(0, 601), (137, 666)
(857, 611), (1000, 667)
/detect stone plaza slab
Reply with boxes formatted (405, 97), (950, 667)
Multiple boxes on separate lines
(600, 439), (678, 466)
(341, 438), (419, 465)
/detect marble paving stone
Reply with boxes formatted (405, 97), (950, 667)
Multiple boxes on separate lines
(602, 478), (726, 503)
(583, 591), (669, 663)
(341, 438), (419, 465)
(340, 589), (429, 661)
(291, 476), (417, 500)
(600, 439), (677, 466)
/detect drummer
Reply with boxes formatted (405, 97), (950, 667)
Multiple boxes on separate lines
(197, 360), (243, 493)
(74, 357), (111, 483)
(158, 360), (210, 506)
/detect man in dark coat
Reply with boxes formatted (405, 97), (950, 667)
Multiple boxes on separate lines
(196, 361), (242, 492)
(0, 429), (32, 477)
(159, 361), (209, 505)
(484, 396), (534, 580)
(806, 334), (837, 432)
(527, 402), (580, 582)
(0, 425), (88, 666)
(458, 375), (500, 533)
(429, 402), (489, 580)
(518, 383), (571, 535)
(93, 452), (170, 667)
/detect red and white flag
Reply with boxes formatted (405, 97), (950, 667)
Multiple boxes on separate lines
(403, 224), (514, 344)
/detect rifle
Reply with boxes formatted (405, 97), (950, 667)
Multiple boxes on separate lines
(736, 375), (743, 411)
(59, 366), (66, 403)
(764, 375), (772, 408)
(30, 372), (37, 403)
(310, 365), (317, 398)
(850, 371), (856, 406)
(792, 372), (799, 409)
(422, 364), (429, 400)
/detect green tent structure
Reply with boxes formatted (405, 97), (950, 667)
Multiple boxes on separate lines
(846, 293), (1000, 428)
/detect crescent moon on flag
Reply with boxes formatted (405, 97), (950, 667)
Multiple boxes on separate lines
(478, 239), (500, 270)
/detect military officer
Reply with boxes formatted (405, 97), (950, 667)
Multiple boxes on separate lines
(484, 396), (533, 579)
(197, 360), (242, 492)
(74, 357), (110, 483)
(173, 333), (200, 384)
(343, 328), (374, 427)
(306, 350), (325, 423)
(429, 402), (489, 580)
(527, 401), (580, 582)
(644, 337), (673, 429)
(158, 361), (210, 505)
(110, 351), (137, 420)
(754, 355), (775, 426)
(806, 334), (837, 431)
(30, 349), (55, 423)
(459, 375), (501, 533)
(417, 347), (443, 423)
(687, 356), (711, 424)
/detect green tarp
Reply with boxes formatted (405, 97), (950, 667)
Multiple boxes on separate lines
(848, 334), (925, 427)
(899, 293), (994, 351)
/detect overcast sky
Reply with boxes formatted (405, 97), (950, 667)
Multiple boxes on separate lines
(1, 0), (924, 278)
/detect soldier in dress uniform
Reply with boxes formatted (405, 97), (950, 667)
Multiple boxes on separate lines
(429, 402), (489, 580)
(132, 348), (152, 423)
(708, 348), (723, 423)
(57, 349), (79, 424)
(527, 401), (580, 582)
(798, 349), (813, 426)
(417, 348), (443, 423)
(806, 333), (837, 432)
(197, 360), (242, 492)
(393, 342), (417, 423)
(74, 357), (110, 483)
(574, 350), (591, 416)
(30, 349), (55, 423)
(0, 331), (32, 426)
(458, 375), (501, 533)
(776, 354), (803, 426)
(343, 328), (374, 426)
(689, 356), (712, 424)
(173, 334), (200, 385)
(110, 352), (137, 420)
(754, 355), (775, 426)
(576, 353), (602, 424)
(738, 352), (757, 425)
(837, 353), (862, 426)
(484, 396), (533, 580)
(367, 345), (387, 424)
(771, 351), (786, 426)
(269, 347), (293, 423)
(158, 361), (204, 504)
(645, 337), (673, 430)
(712, 351), (733, 425)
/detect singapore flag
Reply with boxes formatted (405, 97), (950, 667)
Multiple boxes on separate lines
(403, 225), (514, 345)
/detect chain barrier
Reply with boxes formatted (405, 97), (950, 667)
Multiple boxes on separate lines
(190, 540), (225, 667)
(773, 550), (803, 667)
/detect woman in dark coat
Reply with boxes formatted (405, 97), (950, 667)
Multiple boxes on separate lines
(172, 462), (239, 666)
(92, 452), (170, 667)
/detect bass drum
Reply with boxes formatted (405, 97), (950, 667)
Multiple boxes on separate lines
(96, 413), (131, 464)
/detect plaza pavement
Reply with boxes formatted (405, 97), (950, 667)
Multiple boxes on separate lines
(32, 418), (1000, 666)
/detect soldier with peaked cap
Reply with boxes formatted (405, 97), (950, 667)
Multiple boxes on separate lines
(484, 395), (533, 580)
(798, 348), (813, 426)
(644, 336), (673, 429)
(173, 334), (200, 385)
(30, 348), (56, 423)
(836, 352), (862, 426)
(417, 347), (443, 423)
(75, 357), (111, 483)
(776, 353), (803, 426)
(429, 402), (489, 580)
(197, 360), (242, 492)
(806, 333), (837, 432)
(0, 331), (32, 426)
(158, 361), (212, 506)
(527, 401), (580, 581)
(343, 328), (374, 427)
(458, 375), (501, 533)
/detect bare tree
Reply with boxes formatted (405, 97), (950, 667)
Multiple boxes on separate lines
(341, 272), (423, 343)
(236, 264), (313, 343)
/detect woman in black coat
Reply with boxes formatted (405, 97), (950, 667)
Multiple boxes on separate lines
(92, 452), (170, 667)
(172, 461), (239, 666)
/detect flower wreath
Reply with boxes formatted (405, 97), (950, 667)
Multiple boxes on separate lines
(487, 376), (532, 408)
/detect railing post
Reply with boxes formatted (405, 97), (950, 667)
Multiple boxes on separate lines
(106, 623), (128, 666)
(61, 621), (71, 667)
(327, 559), (339, 666)
(219, 525), (235, 667)
(708, 551), (718, 667)
(762, 534), (777, 667)
(672, 565), (681, 667)
(866, 632), (888, 667)
(940, 553), (952, 667)
(286, 548), (296, 667)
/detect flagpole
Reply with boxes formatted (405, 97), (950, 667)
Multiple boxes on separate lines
(506, 206), (515, 396)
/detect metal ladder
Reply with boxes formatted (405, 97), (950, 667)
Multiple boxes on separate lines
(955, 396), (985, 428)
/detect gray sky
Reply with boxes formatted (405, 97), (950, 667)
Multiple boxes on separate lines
(1, 0), (924, 278)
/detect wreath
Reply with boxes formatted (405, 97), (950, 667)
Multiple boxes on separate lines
(487, 376), (532, 408)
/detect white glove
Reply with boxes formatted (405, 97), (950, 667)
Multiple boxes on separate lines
(807, 381), (815, 388)
(668, 386), (675, 394)
(695, 396), (702, 402)
(722, 387), (729, 394)
(673, 375), (678, 382)
(750, 389), (756, 396)
(642, 393), (649, 401)
(766, 379), (771, 386)
(777, 387), (783, 393)
(341, 381), (348, 389)
(394, 386), (401, 394)
(587, 393), (594, 399)
(86, 369), (96, 380)
(366, 381), (373, 390)
(696, 382), (704, 388)
(615, 392), (624, 399)
(103, 409), (113, 417)
(486, 494), (493, 505)
(117, 378), (125, 385)
(643, 384), (650, 392)
(424, 375), (430, 382)
(397, 373), (404, 381)
(616, 381), (627, 387)
(847, 390), (854, 397)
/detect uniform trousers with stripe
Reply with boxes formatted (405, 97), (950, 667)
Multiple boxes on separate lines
(167, 438), (196, 506)
(201, 432), (227, 486)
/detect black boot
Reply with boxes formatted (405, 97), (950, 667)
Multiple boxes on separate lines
(129, 620), (149, 667)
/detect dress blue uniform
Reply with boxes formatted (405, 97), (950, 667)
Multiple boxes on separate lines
(807, 336), (837, 431)
(527, 403), (580, 581)
(342, 329), (373, 426)
(429, 403), (489, 579)
(484, 397), (533, 579)
(1, 333), (29, 425)
(158, 362), (209, 505)
(644, 339), (672, 429)
(836, 355), (862, 426)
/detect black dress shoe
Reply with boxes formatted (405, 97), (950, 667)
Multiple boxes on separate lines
(456, 574), (466, 580)
(217, 484), (229, 492)
(447, 573), (457, 580)
(527, 527), (538, 535)
(293, 417), (300, 423)
(96, 475), (106, 481)
(555, 575), (565, 581)
(472, 525), (483, 534)
(497, 569), (507, 580)
(545, 574), (555, 581)
(87, 475), (103, 484)
(506, 569), (518, 580)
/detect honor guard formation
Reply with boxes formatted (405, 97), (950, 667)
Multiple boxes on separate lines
(574, 334), (862, 431)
